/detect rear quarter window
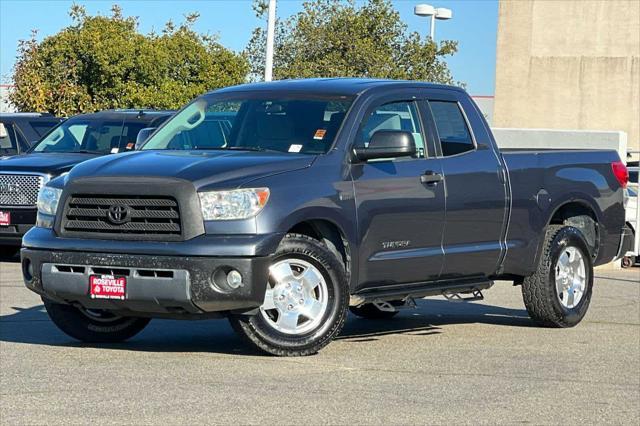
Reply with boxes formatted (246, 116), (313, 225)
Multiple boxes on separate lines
(429, 101), (475, 156)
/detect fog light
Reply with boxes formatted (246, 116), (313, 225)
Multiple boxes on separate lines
(22, 258), (34, 282)
(226, 269), (243, 289)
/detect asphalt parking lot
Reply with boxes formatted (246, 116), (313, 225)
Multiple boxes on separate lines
(1, 255), (638, 425)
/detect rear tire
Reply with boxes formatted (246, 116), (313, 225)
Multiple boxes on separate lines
(522, 225), (593, 328)
(229, 234), (349, 356)
(44, 299), (150, 343)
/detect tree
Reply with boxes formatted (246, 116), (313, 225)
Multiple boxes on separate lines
(10, 5), (249, 115)
(246, 0), (461, 85)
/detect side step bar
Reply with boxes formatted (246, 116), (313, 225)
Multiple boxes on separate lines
(350, 279), (494, 306)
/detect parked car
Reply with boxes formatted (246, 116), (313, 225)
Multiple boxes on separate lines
(0, 113), (64, 156)
(0, 109), (174, 253)
(622, 186), (638, 267)
(20, 79), (630, 356)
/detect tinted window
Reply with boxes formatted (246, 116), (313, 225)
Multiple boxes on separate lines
(120, 122), (148, 151)
(32, 119), (124, 154)
(429, 101), (474, 156)
(0, 122), (18, 152)
(143, 96), (353, 155)
(359, 101), (425, 158)
(29, 120), (61, 137)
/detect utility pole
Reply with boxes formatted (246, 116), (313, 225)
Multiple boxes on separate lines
(264, 0), (277, 82)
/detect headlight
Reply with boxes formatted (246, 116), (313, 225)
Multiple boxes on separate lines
(198, 188), (270, 221)
(37, 186), (63, 216)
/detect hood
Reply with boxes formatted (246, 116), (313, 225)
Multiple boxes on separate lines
(0, 153), (100, 175)
(68, 150), (315, 189)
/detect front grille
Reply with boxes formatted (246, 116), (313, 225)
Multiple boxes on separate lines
(0, 174), (44, 206)
(61, 195), (181, 239)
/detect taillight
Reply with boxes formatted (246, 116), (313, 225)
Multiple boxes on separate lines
(611, 161), (629, 188)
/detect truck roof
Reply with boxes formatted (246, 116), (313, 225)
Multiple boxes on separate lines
(211, 78), (464, 97)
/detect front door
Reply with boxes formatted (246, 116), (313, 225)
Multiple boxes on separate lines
(351, 99), (445, 291)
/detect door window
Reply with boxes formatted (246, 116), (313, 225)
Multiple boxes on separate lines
(358, 101), (425, 158)
(0, 122), (17, 150)
(429, 101), (474, 156)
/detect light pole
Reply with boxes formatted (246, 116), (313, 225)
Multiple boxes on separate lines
(264, 0), (277, 82)
(414, 4), (453, 40)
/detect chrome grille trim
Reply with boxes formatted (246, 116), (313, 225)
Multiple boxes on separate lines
(0, 173), (48, 207)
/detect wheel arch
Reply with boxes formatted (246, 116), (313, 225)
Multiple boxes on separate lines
(282, 217), (353, 288)
(546, 198), (601, 259)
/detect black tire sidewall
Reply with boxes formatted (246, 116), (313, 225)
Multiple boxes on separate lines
(546, 228), (594, 326)
(44, 299), (150, 343)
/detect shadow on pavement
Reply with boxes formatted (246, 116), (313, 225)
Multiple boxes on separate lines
(0, 298), (532, 356)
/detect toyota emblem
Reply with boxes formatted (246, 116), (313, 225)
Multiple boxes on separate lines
(107, 205), (130, 225)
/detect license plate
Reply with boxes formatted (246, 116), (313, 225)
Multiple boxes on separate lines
(89, 275), (126, 300)
(0, 211), (10, 226)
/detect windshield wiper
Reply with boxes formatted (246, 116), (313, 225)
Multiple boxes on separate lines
(225, 146), (282, 153)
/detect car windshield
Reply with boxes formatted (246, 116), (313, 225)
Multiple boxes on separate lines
(142, 94), (354, 154)
(31, 117), (149, 154)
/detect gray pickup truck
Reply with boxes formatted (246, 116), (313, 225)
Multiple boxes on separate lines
(21, 79), (631, 356)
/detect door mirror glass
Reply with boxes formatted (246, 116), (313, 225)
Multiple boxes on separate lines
(354, 130), (416, 161)
(135, 127), (156, 150)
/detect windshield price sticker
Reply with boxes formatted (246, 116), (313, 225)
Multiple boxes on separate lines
(313, 129), (327, 140)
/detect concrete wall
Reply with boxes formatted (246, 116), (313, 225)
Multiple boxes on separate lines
(493, 0), (640, 159)
(492, 128), (627, 160)
(471, 96), (494, 126)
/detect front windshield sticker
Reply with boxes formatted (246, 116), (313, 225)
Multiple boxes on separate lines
(288, 144), (302, 153)
(313, 129), (327, 140)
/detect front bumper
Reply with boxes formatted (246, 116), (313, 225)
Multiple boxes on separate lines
(0, 207), (36, 246)
(21, 248), (271, 318)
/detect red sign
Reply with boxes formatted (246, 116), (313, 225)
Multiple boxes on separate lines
(0, 211), (10, 226)
(89, 275), (126, 300)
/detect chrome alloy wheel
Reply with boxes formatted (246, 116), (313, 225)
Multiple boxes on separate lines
(260, 259), (329, 335)
(554, 246), (587, 309)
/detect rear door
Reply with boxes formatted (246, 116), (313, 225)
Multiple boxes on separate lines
(351, 93), (446, 290)
(423, 91), (508, 278)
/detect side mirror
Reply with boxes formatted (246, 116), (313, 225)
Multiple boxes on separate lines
(353, 130), (416, 161)
(134, 127), (156, 150)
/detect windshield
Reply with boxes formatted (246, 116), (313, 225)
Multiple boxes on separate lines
(31, 117), (148, 154)
(142, 94), (353, 154)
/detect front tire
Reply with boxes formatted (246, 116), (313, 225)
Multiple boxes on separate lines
(44, 299), (150, 343)
(522, 225), (593, 328)
(229, 234), (349, 356)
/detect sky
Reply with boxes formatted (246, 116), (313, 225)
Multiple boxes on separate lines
(0, 0), (498, 95)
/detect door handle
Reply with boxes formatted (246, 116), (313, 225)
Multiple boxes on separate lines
(420, 171), (442, 185)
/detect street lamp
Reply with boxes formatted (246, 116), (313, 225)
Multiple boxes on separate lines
(265, 0), (277, 82)
(414, 4), (453, 40)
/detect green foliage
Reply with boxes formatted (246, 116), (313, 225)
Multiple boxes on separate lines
(246, 0), (461, 85)
(10, 5), (248, 115)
